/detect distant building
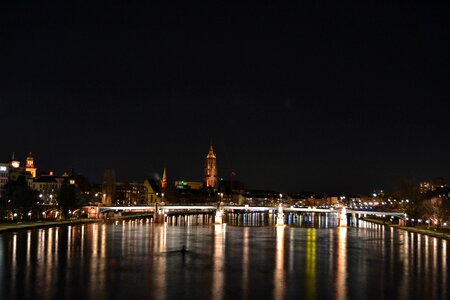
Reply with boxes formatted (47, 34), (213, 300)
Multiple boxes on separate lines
(144, 178), (161, 204)
(175, 180), (203, 190)
(204, 144), (218, 192)
(115, 182), (147, 206)
(244, 190), (279, 206)
(0, 163), (9, 195)
(420, 178), (448, 194)
(8, 152), (29, 182)
(218, 179), (245, 196)
(32, 173), (65, 205)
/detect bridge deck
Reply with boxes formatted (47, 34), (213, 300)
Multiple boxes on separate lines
(94, 205), (404, 218)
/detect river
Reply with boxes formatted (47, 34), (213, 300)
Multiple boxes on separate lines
(0, 217), (448, 299)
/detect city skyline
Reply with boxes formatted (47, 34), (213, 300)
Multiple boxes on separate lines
(1, 1), (449, 194)
(0, 148), (447, 196)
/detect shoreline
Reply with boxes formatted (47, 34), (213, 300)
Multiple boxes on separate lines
(361, 217), (450, 240)
(0, 213), (154, 233)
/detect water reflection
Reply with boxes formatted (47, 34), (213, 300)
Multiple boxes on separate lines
(274, 226), (286, 300)
(212, 224), (226, 300)
(305, 228), (316, 300)
(226, 212), (338, 227)
(153, 223), (167, 299)
(442, 240), (448, 300)
(336, 227), (347, 300)
(242, 227), (249, 299)
(0, 220), (449, 300)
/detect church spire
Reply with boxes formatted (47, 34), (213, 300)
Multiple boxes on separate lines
(206, 144), (216, 159)
(161, 167), (167, 190)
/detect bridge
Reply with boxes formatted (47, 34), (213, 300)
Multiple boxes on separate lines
(81, 204), (405, 225)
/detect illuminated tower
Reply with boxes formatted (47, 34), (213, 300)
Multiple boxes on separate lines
(204, 144), (218, 191)
(10, 152), (20, 169)
(26, 152), (37, 178)
(161, 167), (167, 190)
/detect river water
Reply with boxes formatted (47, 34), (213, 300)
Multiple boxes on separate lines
(0, 217), (448, 300)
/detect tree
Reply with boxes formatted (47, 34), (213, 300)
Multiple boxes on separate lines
(57, 180), (79, 218)
(1, 175), (38, 219)
(421, 197), (450, 228)
(393, 179), (424, 224)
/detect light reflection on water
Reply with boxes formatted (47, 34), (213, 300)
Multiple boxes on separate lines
(274, 226), (285, 300)
(0, 219), (449, 300)
(336, 227), (347, 300)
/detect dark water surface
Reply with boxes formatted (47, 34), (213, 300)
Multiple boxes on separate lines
(0, 219), (448, 300)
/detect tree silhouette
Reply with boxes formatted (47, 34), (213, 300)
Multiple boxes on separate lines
(57, 180), (79, 218)
(1, 175), (38, 218)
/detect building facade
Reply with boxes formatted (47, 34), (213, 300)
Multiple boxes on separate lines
(0, 163), (9, 196)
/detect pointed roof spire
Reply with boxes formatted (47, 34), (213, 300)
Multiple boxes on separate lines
(206, 144), (216, 159)
(161, 167), (167, 189)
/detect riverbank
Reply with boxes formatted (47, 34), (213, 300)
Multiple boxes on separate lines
(361, 217), (450, 240)
(0, 219), (101, 233)
(0, 213), (154, 233)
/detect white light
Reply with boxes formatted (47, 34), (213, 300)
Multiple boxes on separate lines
(28, 212), (31, 216)
(0, 166), (6, 171)
(13, 213), (17, 217)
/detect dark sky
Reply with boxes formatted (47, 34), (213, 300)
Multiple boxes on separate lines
(1, 1), (449, 194)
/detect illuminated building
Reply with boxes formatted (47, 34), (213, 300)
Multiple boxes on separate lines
(8, 152), (29, 182)
(32, 173), (65, 205)
(144, 178), (161, 204)
(115, 182), (148, 206)
(10, 152), (20, 169)
(420, 178), (448, 194)
(204, 144), (218, 192)
(175, 180), (203, 190)
(0, 163), (9, 195)
(25, 152), (37, 178)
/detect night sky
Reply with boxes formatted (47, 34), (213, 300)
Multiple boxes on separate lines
(1, 1), (449, 194)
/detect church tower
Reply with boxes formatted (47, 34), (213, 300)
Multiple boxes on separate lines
(204, 144), (218, 191)
(26, 152), (37, 178)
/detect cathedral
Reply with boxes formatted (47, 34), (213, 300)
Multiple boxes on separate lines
(204, 144), (218, 192)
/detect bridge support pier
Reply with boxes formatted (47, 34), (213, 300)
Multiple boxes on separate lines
(154, 203), (165, 223)
(276, 203), (285, 226)
(214, 206), (224, 224)
(339, 207), (348, 227)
